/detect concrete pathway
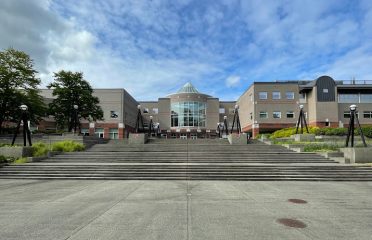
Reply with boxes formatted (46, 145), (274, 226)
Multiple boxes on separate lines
(0, 180), (372, 239)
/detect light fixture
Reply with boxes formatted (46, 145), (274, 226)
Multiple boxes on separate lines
(20, 105), (28, 111)
(137, 104), (141, 109)
(350, 104), (357, 111)
(299, 105), (304, 109)
(224, 116), (227, 119)
(150, 115), (153, 119)
(73, 104), (78, 110)
(235, 104), (239, 109)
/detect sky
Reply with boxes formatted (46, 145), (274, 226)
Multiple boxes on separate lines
(1, 0), (372, 100)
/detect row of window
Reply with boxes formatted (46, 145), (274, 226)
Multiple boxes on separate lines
(344, 111), (372, 118)
(258, 91), (295, 100)
(338, 94), (372, 103)
(259, 111), (298, 119)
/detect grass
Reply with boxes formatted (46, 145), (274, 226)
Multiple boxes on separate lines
(303, 144), (340, 152)
(13, 157), (29, 164)
(51, 140), (85, 152)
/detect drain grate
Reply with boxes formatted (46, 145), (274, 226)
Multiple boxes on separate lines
(277, 218), (307, 228)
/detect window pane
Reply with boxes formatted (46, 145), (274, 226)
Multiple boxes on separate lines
(286, 92), (294, 99)
(259, 92), (267, 99)
(360, 94), (372, 103)
(259, 112), (268, 118)
(273, 112), (281, 118)
(272, 92), (281, 100)
(286, 111), (294, 118)
(338, 94), (359, 103)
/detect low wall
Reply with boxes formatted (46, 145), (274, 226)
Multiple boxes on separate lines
(0, 147), (33, 158)
(340, 147), (372, 164)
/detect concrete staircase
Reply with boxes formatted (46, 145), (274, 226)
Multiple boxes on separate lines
(1, 139), (372, 181)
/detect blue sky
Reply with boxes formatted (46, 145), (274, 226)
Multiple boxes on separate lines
(1, 0), (372, 100)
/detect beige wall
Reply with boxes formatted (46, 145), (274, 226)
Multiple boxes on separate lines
(206, 98), (219, 130)
(158, 98), (171, 129)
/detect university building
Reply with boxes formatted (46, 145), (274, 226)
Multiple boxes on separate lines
(38, 76), (372, 139)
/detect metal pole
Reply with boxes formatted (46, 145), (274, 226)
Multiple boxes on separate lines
(355, 112), (367, 147)
(11, 118), (22, 146)
(295, 109), (302, 134)
(351, 111), (355, 147)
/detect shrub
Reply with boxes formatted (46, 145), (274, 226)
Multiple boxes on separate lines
(51, 140), (85, 152)
(0, 155), (8, 164)
(270, 126), (319, 139)
(32, 142), (49, 157)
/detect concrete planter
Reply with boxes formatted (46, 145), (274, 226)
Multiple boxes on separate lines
(227, 133), (248, 145)
(0, 146), (33, 158)
(292, 134), (315, 142)
(340, 147), (372, 164)
(129, 133), (148, 144)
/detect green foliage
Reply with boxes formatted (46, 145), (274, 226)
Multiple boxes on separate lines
(0, 48), (46, 134)
(32, 142), (49, 157)
(315, 127), (348, 136)
(13, 157), (29, 164)
(270, 127), (319, 139)
(255, 133), (272, 139)
(47, 70), (104, 131)
(303, 144), (339, 152)
(356, 126), (372, 138)
(0, 155), (8, 164)
(51, 140), (85, 152)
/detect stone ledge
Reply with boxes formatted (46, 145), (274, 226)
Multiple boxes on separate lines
(340, 147), (372, 164)
(129, 133), (148, 144)
(0, 146), (33, 158)
(227, 133), (248, 145)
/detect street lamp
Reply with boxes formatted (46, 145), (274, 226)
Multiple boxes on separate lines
(231, 104), (241, 134)
(135, 104), (144, 133)
(223, 116), (229, 136)
(295, 104), (309, 134)
(73, 105), (78, 134)
(149, 115), (154, 136)
(12, 105), (32, 146)
(346, 104), (367, 147)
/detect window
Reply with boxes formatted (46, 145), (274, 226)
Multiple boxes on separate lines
(344, 111), (359, 118)
(286, 111), (294, 118)
(153, 108), (159, 114)
(109, 128), (119, 139)
(360, 94), (372, 103)
(110, 111), (119, 118)
(323, 88), (329, 93)
(299, 92), (306, 99)
(272, 91), (281, 100)
(259, 112), (268, 119)
(338, 94), (359, 103)
(95, 128), (104, 139)
(171, 101), (206, 127)
(143, 108), (149, 113)
(363, 111), (372, 118)
(80, 128), (89, 136)
(273, 111), (281, 119)
(259, 92), (267, 100)
(286, 92), (294, 100)
(219, 108), (225, 114)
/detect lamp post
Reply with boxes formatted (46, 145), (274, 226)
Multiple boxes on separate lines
(217, 122), (222, 138)
(135, 104), (144, 133)
(346, 105), (367, 147)
(223, 116), (229, 136)
(73, 104), (78, 134)
(149, 115), (154, 136)
(231, 104), (241, 134)
(12, 105), (32, 146)
(295, 104), (309, 134)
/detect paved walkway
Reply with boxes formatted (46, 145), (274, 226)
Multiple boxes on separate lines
(1, 180), (372, 239)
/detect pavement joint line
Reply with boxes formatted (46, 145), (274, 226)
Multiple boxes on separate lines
(63, 181), (145, 240)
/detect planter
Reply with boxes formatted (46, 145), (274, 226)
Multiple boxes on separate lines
(292, 134), (315, 142)
(0, 146), (33, 158)
(340, 147), (372, 164)
(128, 133), (148, 144)
(228, 133), (248, 145)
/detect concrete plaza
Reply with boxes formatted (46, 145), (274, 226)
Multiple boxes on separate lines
(0, 180), (372, 240)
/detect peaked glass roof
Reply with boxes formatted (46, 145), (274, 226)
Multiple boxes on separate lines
(177, 82), (199, 93)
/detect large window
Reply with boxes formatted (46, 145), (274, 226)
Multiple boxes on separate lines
(338, 94), (359, 103)
(286, 111), (294, 118)
(171, 101), (206, 127)
(360, 94), (372, 103)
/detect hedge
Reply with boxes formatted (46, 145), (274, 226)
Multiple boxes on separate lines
(270, 126), (319, 139)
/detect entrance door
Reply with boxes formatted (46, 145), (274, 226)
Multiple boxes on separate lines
(180, 133), (187, 139)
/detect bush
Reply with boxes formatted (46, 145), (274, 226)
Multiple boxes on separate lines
(51, 140), (85, 152)
(270, 126), (319, 139)
(32, 142), (49, 157)
(0, 155), (8, 164)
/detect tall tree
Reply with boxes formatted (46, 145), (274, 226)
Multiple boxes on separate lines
(0, 48), (46, 134)
(48, 71), (104, 131)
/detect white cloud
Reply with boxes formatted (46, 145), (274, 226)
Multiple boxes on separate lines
(225, 75), (241, 88)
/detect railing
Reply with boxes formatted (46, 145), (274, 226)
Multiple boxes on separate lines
(338, 80), (372, 85)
